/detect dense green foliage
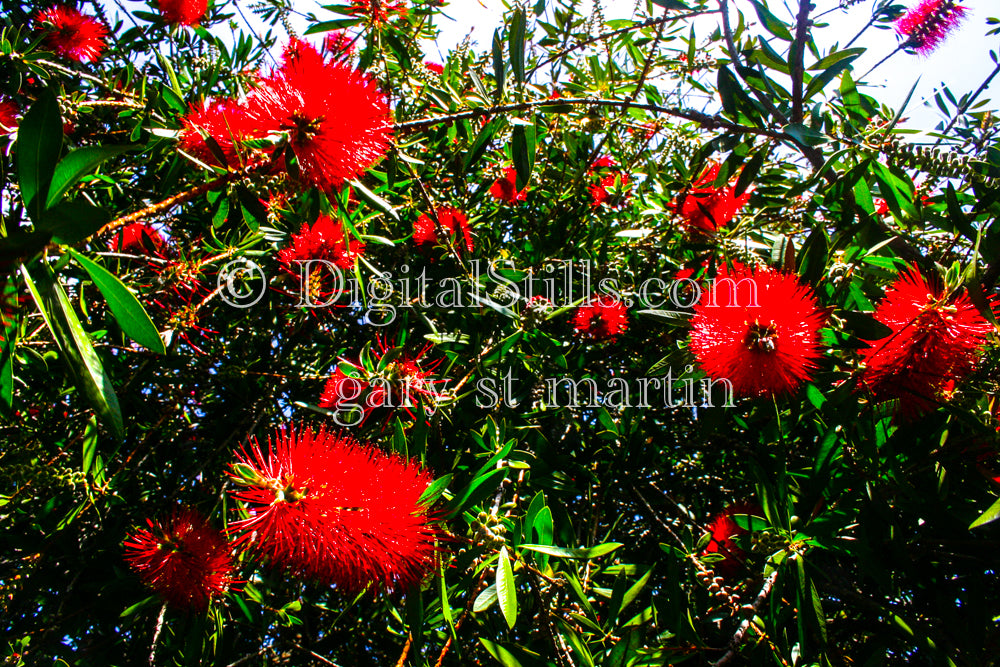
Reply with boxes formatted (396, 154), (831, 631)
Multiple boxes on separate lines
(2, 0), (1000, 665)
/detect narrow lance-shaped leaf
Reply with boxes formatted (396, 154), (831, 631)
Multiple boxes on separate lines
(21, 262), (124, 442)
(46, 144), (139, 209)
(17, 88), (63, 222)
(66, 249), (166, 354)
(497, 546), (517, 629)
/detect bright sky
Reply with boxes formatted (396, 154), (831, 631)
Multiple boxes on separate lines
(420, 0), (1000, 131)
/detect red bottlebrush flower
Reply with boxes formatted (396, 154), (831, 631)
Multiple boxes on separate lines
(108, 222), (166, 254)
(489, 167), (528, 204)
(702, 503), (762, 579)
(323, 30), (355, 60)
(0, 98), (19, 133)
(348, 0), (408, 26)
(278, 214), (363, 270)
(895, 0), (967, 56)
(278, 214), (364, 307)
(179, 98), (263, 167)
(874, 198), (890, 216)
(689, 262), (827, 398)
(571, 295), (629, 341)
(857, 266), (994, 416)
(319, 339), (446, 424)
(245, 40), (393, 191)
(35, 6), (108, 63)
(676, 163), (752, 233)
(123, 508), (235, 612)
(227, 424), (436, 591)
(588, 156), (630, 208)
(413, 207), (474, 254)
(157, 0), (207, 26)
(424, 61), (444, 75)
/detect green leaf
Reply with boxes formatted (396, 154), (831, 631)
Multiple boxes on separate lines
(509, 6), (526, 85)
(651, 0), (690, 8)
(497, 546), (517, 629)
(969, 496), (1000, 529)
(349, 179), (399, 221)
(81, 415), (99, 475)
(22, 262), (124, 442)
(66, 249), (166, 354)
(748, 0), (792, 41)
(465, 116), (504, 172)
(17, 88), (63, 222)
(492, 28), (506, 100)
(442, 466), (508, 518)
(512, 119), (535, 192)
(717, 66), (742, 118)
(783, 123), (829, 146)
(418, 473), (452, 506)
(46, 144), (138, 209)
(473, 583), (498, 612)
(38, 201), (112, 245)
(478, 638), (524, 667)
(520, 542), (623, 559)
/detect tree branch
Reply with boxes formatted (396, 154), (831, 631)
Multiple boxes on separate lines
(791, 0), (814, 124)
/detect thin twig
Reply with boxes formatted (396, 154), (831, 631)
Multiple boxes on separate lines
(393, 633), (413, 667)
(938, 60), (1000, 139)
(790, 0), (814, 124)
(148, 603), (167, 667)
(710, 568), (780, 667)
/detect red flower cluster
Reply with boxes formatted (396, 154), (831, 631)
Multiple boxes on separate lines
(689, 262), (826, 398)
(675, 163), (751, 233)
(412, 207), (473, 254)
(588, 156), (629, 207)
(319, 340), (446, 424)
(425, 61), (444, 75)
(123, 508), (235, 612)
(35, 6), (108, 63)
(0, 98), (18, 133)
(857, 266), (994, 415)
(158, 0), (207, 26)
(702, 502), (761, 579)
(896, 0), (967, 55)
(571, 295), (629, 341)
(227, 424), (436, 591)
(278, 214), (365, 306)
(177, 39), (391, 189)
(108, 222), (166, 255)
(489, 167), (528, 204)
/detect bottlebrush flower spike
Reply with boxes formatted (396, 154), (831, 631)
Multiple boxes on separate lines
(702, 502), (762, 579)
(489, 167), (528, 204)
(0, 98), (19, 133)
(413, 207), (474, 254)
(319, 339), (447, 424)
(157, 0), (207, 26)
(278, 214), (364, 308)
(571, 295), (629, 341)
(857, 265), (994, 416)
(895, 0), (967, 56)
(227, 424), (437, 591)
(35, 6), (108, 63)
(689, 262), (827, 398)
(123, 508), (235, 612)
(245, 38), (392, 190)
(676, 163), (751, 233)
